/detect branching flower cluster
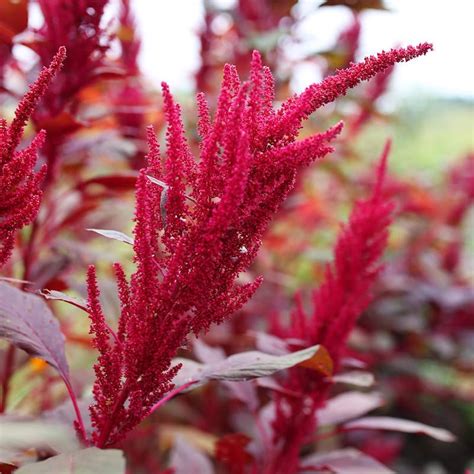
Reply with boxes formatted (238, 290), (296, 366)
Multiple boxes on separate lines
(86, 44), (432, 447)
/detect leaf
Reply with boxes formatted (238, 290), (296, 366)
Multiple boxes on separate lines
(15, 448), (125, 473)
(0, 418), (80, 454)
(300, 448), (394, 474)
(202, 344), (323, 382)
(171, 358), (204, 388)
(39, 290), (88, 312)
(344, 417), (456, 442)
(146, 175), (168, 189)
(252, 331), (288, 355)
(256, 377), (300, 397)
(297, 344), (333, 376)
(318, 392), (384, 426)
(332, 371), (374, 387)
(172, 345), (324, 390)
(0, 283), (69, 382)
(341, 357), (367, 369)
(193, 339), (225, 363)
(87, 228), (134, 245)
(222, 381), (258, 412)
(146, 175), (169, 225)
(169, 437), (214, 474)
(147, 175), (196, 205)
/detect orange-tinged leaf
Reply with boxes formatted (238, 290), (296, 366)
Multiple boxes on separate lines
(297, 344), (333, 376)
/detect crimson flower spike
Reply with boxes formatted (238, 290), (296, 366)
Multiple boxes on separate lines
(266, 43), (433, 143)
(309, 140), (394, 365)
(0, 47), (65, 267)
(269, 143), (395, 472)
(86, 45), (431, 447)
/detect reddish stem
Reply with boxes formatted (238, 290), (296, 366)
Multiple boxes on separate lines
(64, 379), (88, 445)
(96, 385), (131, 448)
(148, 380), (197, 416)
(0, 345), (16, 413)
(22, 219), (40, 283)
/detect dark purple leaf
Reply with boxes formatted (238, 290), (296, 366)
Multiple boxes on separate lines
(39, 290), (88, 313)
(0, 283), (69, 381)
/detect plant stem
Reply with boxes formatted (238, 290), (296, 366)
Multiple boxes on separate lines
(96, 385), (130, 448)
(0, 344), (16, 413)
(64, 379), (88, 445)
(148, 381), (197, 416)
(22, 220), (39, 283)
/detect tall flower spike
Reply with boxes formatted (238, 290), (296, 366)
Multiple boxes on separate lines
(86, 46), (431, 447)
(311, 140), (393, 363)
(2, 47), (66, 159)
(274, 140), (394, 363)
(266, 43), (433, 143)
(269, 142), (394, 473)
(0, 48), (65, 267)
